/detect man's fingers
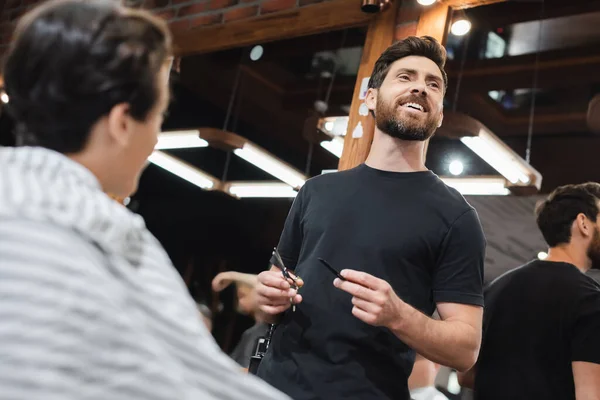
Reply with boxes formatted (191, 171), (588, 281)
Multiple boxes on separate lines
(256, 285), (297, 300)
(333, 278), (377, 301)
(351, 297), (380, 314)
(258, 271), (291, 290)
(260, 304), (291, 315)
(340, 269), (383, 290)
(351, 306), (376, 325)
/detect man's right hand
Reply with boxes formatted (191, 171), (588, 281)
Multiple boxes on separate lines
(256, 266), (303, 316)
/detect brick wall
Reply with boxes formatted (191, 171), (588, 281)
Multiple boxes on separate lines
(0, 0), (329, 59)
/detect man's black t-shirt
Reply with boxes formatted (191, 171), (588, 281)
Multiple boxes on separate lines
(256, 164), (486, 400)
(474, 260), (600, 400)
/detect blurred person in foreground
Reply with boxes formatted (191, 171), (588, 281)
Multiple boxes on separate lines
(408, 354), (448, 400)
(0, 1), (288, 399)
(459, 183), (600, 399)
(212, 271), (270, 369)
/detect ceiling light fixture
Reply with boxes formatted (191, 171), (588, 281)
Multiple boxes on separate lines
(461, 127), (540, 187)
(233, 143), (307, 189)
(147, 151), (218, 189)
(437, 112), (542, 192)
(225, 181), (298, 198)
(318, 116), (349, 137)
(320, 136), (345, 158)
(441, 177), (510, 196)
(197, 128), (308, 189)
(417, 0), (436, 5)
(0, 92), (8, 104)
(451, 18), (471, 36)
(155, 130), (208, 150)
(448, 159), (464, 176)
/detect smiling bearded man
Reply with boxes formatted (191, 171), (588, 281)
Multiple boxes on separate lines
(254, 36), (486, 400)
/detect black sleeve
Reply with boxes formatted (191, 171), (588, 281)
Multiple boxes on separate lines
(269, 186), (306, 270)
(571, 283), (600, 363)
(432, 209), (486, 307)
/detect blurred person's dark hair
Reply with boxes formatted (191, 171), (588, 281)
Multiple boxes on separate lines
(535, 183), (600, 247)
(2, 0), (172, 153)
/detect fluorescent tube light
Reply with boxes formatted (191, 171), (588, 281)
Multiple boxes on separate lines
(226, 182), (298, 198)
(320, 136), (345, 158)
(441, 177), (510, 195)
(148, 151), (218, 189)
(319, 116), (349, 137)
(461, 128), (540, 187)
(155, 130), (208, 149)
(233, 143), (307, 189)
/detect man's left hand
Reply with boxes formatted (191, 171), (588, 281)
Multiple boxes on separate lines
(333, 269), (405, 328)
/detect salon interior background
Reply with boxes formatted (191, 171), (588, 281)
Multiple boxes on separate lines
(2, 0), (600, 350)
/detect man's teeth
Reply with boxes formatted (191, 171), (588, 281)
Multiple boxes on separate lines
(403, 102), (424, 112)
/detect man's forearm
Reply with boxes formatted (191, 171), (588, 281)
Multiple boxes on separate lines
(388, 302), (481, 372)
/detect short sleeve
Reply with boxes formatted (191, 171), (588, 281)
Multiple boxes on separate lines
(571, 283), (600, 363)
(433, 209), (486, 307)
(269, 185), (307, 270)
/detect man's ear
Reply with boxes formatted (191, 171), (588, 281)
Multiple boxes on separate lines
(575, 213), (593, 238)
(438, 111), (444, 128)
(106, 103), (132, 147)
(365, 87), (377, 115)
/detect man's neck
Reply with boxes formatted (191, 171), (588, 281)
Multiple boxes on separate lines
(545, 245), (591, 274)
(365, 129), (428, 173)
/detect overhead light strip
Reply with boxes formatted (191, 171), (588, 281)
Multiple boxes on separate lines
(147, 151), (218, 190)
(233, 142), (307, 189)
(155, 130), (209, 150)
(460, 127), (541, 189)
(441, 177), (510, 196)
(320, 136), (344, 158)
(226, 181), (298, 198)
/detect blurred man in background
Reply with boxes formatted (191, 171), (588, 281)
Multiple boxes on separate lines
(212, 271), (270, 369)
(459, 183), (600, 399)
(408, 354), (449, 400)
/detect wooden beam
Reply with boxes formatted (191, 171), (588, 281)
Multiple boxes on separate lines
(338, 0), (398, 171)
(442, 0), (505, 10)
(417, 3), (451, 44)
(173, 0), (375, 56)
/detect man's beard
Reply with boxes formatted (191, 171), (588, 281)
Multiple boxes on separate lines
(587, 226), (600, 270)
(375, 94), (440, 141)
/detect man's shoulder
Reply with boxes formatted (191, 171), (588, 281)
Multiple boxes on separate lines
(303, 166), (362, 189)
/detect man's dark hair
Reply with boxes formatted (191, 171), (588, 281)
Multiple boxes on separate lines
(3, 0), (172, 154)
(368, 36), (447, 91)
(535, 182), (600, 247)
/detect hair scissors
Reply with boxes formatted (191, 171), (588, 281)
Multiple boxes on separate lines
(272, 247), (299, 312)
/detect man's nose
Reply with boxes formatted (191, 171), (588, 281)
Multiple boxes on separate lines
(410, 82), (428, 96)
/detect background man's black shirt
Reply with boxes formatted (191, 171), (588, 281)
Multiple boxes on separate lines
(257, 164), (486, 400)
(475, 260), (600, 400)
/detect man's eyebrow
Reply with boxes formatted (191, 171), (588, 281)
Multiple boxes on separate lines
(426, 73), (443, 83)
(395, 68), (418, 75)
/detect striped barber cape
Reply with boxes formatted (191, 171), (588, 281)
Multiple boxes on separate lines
(0, 146), (289, 400)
